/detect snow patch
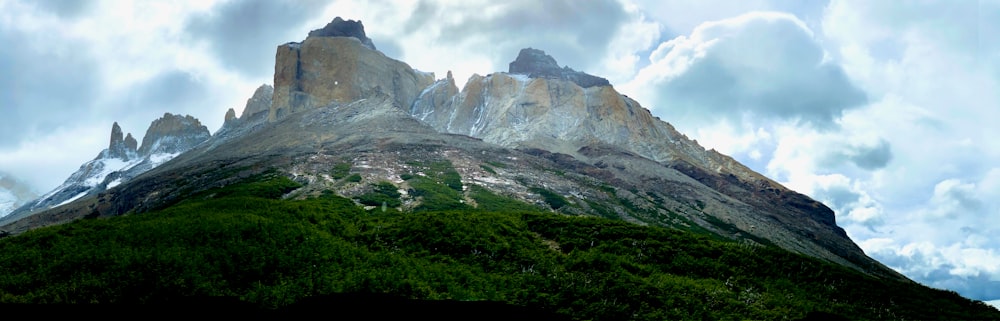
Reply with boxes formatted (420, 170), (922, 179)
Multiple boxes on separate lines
(55, 191), (87, 207)
(149, 152), (180, 166)
(84, 158), (125, 187)
(107, 178), (123, 189)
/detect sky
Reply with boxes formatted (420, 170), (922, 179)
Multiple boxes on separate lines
(1, 0), (999, 307)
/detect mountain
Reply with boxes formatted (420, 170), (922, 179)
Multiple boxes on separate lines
(0, 17), (882, 275)
(0, 172), (36, 218)
(1, 17), (997, 318)
(0, 113), (209, 225)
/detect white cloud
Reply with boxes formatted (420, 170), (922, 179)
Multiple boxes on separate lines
(622, 11), (867, 132)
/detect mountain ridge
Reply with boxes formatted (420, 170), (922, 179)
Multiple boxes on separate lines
(4, 17), (890, 281)
(0, 113), (209, 224)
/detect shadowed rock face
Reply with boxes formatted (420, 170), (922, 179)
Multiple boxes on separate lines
(308, 17), (376, 51)
(107, 122), (138, 161)
(137, 113), (211, 156)
(508, 48), (610, 88)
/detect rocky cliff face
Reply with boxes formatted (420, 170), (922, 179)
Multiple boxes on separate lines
(1, 114), (210, 224)
(268, 18), (434, 121)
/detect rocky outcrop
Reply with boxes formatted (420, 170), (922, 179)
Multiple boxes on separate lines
(241, 84), (273, 120)
(106, 122), (138, 161)
(137, 113), (211, 156)
(268, 17), (434, 121)
(224, 108), (237, 124)
(508, 48), (610, 88)
(307, 17), (376, 51)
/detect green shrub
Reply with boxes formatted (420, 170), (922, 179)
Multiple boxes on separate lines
(330, 162), (352, 179)
(355, 182), (402, 208)
(529, 187), (568, 210)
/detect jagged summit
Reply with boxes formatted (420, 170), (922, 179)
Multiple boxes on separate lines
(106, 122), (138, 161)
(508, 48), (610, 88)
(269, 21), (433, 121)
(137, 113), (210, 156)
(306, 17), (376, 51)
(1, 113), (210, 223)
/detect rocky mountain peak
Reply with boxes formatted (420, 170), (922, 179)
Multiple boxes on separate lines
(224, 108), (237, 123)
(137, 113), (211, 156)
(307, 17), (376, 51)
(269, 22), (433, 121)
(241, 84), (273, 119)
(107, 122), (137, 160)
(508, 48), (610, 88)
(124, 133), (137, 154)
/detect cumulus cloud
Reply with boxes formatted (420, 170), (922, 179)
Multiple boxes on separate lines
(863, 239), (1000, 301)
(183, 0), (328, 78)
(0, 10), (102, 148)
(624, 11), (867, 129)
(406, 0), (628, 73)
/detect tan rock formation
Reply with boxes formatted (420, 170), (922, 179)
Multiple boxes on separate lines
(224, 108), (237, 123)
(268, 36), (433, 121)
(241, 84), (273, 119)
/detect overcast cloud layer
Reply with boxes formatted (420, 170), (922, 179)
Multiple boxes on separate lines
(1, 0), (998, 307)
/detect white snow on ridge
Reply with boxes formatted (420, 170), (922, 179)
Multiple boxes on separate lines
(149, 152), (180, 166)
(107, 178), (123, 189)
(83, 158), (132, 187)
(55, 191), (88, 207)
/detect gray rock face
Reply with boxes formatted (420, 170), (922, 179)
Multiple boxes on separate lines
(308, 17), (376, 51)
(137, 113), (211, 156)
(508, 48), (610, 88)
(240, 84), (273, 120)
(107, 122), (138, 160)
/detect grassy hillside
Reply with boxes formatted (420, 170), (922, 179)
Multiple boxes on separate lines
(0, 174), (997, 320)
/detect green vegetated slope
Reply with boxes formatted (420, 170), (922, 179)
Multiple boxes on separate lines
(1, 173), (997, 320)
